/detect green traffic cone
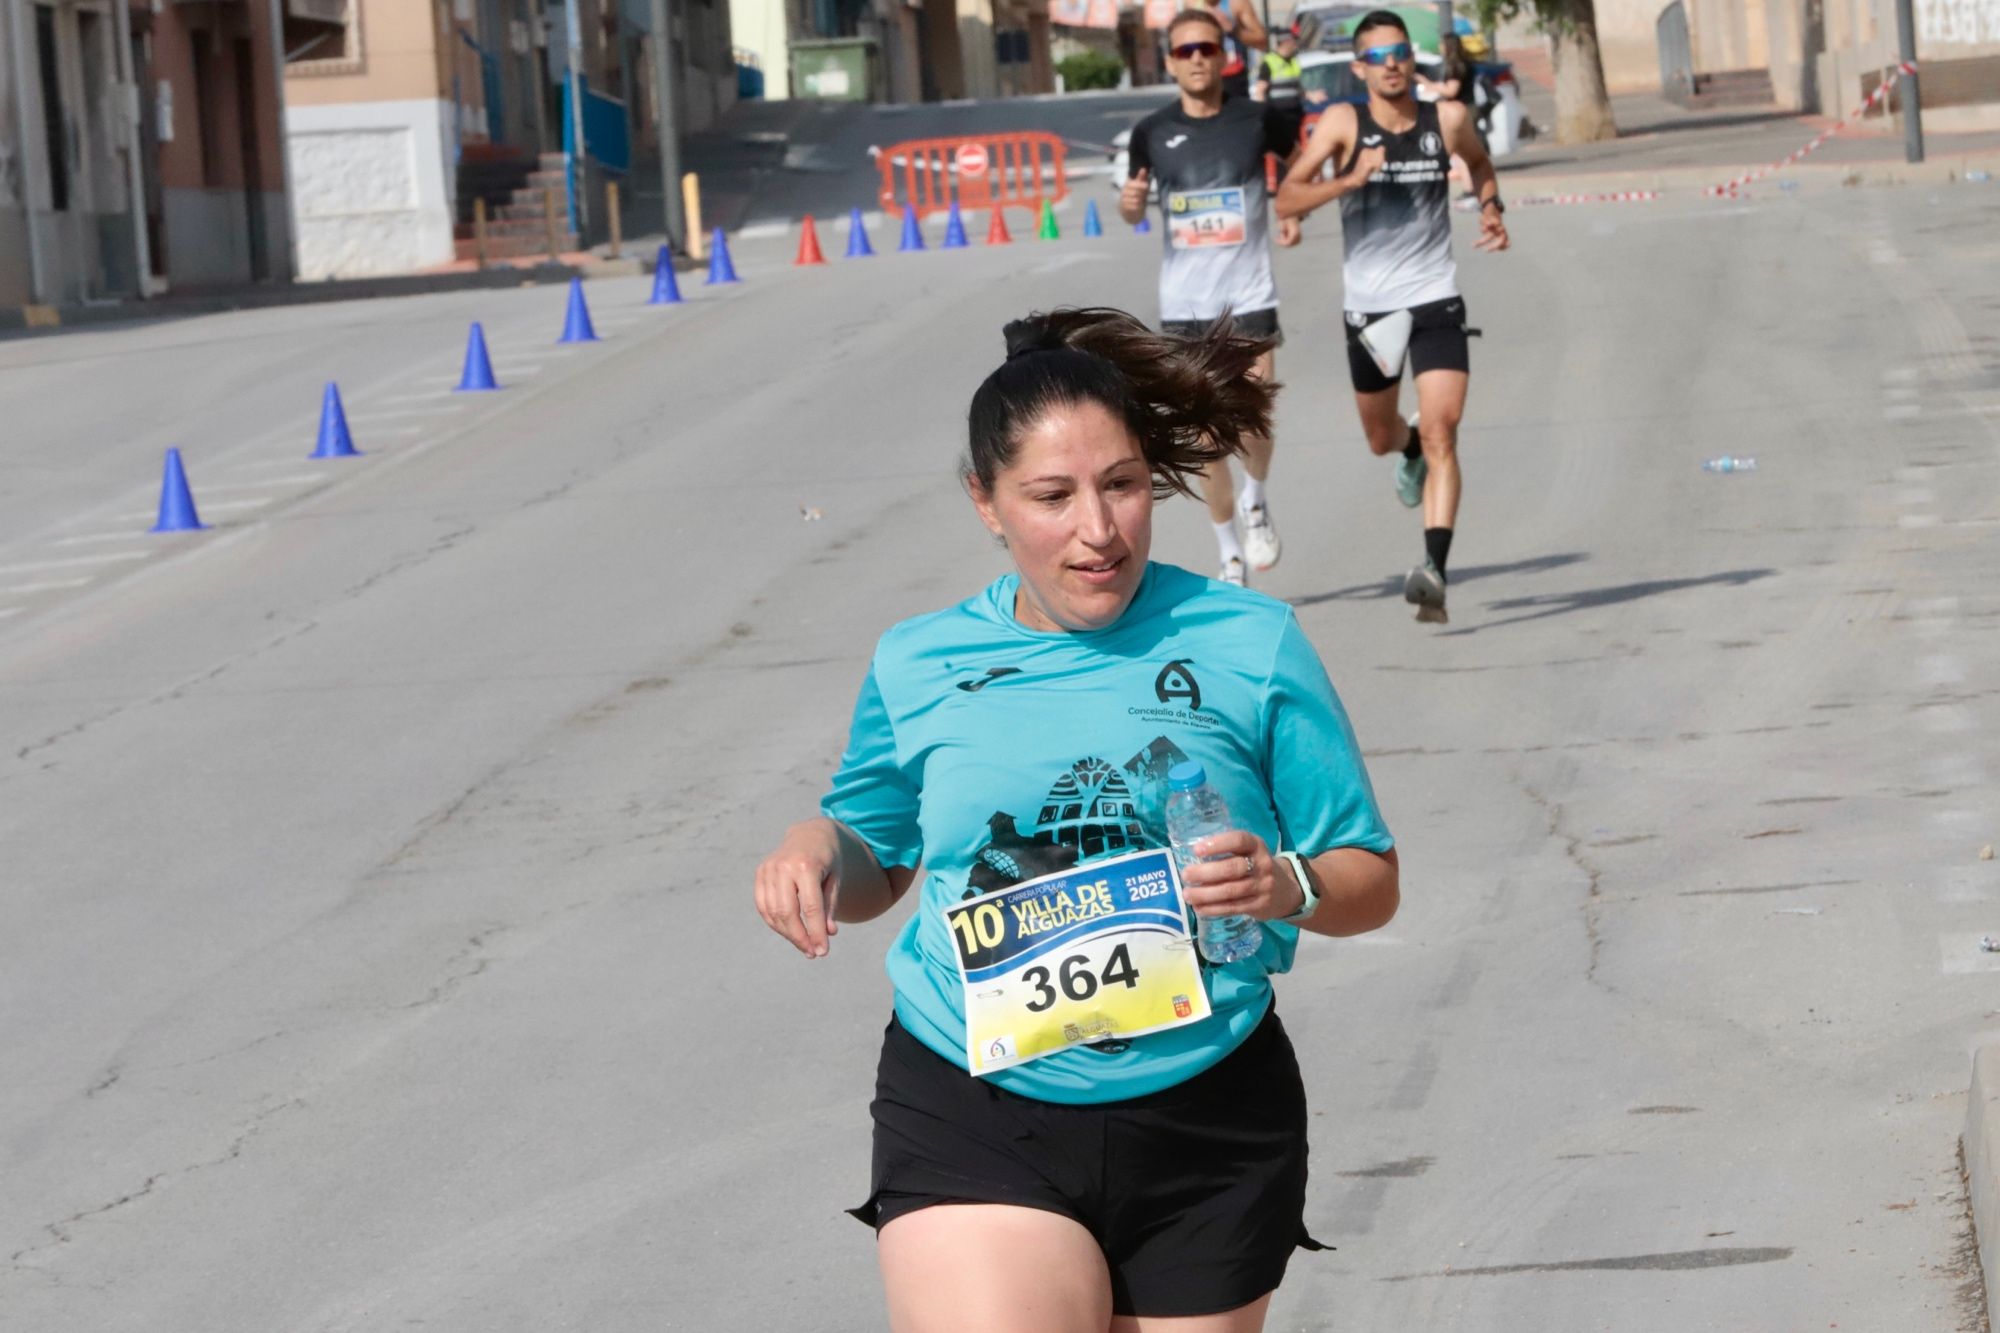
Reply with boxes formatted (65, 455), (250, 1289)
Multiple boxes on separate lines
(1037, 199), (1059, 240)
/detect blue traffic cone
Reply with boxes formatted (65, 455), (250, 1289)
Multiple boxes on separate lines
(898, 208), (925, 252)
(1134, 213), (1152, 234)
(845, 207), (874, 258)
(649, 245), (683, 304)
(1083, 199), (1104, 237)
(706, 228), (740, 284)
(942, 202), (969, 249)
(151, 448), (206, 533)
(310, 382), (361, 459)
(558, 276), (599, 343)
(455, 322), (500, 392)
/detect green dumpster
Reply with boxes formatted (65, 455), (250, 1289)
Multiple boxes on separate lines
(789, 37), (878, 102)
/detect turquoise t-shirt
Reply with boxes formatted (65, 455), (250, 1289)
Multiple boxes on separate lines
(822, 562), (1392, 1105)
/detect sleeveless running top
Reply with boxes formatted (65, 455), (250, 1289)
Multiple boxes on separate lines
(1336, 100), (1458, 313)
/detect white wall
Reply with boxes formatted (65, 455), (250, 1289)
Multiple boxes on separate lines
(730, 0), (791, 98)
(285, 98), (456, 281)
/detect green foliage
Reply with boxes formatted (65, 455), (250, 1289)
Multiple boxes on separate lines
(1470, 0), (1589, 37)
(1056, 50), (1125, 91)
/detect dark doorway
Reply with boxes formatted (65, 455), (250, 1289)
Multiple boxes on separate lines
(34, 4), (69, 211)
(233, 38), (269, 280)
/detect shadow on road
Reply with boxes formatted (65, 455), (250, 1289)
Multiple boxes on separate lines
(1442, 568), (1775, 636)
(1290, 551), (1588, 608)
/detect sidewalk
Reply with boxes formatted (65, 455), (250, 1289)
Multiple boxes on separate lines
(0, 247), (670, 342)
(1499, 65), (2000, 194)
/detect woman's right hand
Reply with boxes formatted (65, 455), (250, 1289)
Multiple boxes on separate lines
(755, 819), (843, 959)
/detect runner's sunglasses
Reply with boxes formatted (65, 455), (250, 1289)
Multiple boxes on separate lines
(1170, 40), (1223, 58)
(1357, 41), (1414, 65)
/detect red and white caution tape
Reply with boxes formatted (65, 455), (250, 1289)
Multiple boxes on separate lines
(1516, 189), (1660, 207)
(1705, 60), (1918, 196)
(1508, 60), (1920, 208)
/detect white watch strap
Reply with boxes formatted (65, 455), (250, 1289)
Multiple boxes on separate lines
(1277, 850), (1318, 923)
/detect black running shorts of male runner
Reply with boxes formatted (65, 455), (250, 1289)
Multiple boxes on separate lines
(1163, 306), (1285, 349)
(1344, 295), (1470, 394)
(848, 1006), (1327, 1318)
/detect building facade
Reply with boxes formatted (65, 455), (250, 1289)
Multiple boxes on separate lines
(283, 0), (734, 282)
(1585, 0), (2000, 125)
(1, 0), (293, 306)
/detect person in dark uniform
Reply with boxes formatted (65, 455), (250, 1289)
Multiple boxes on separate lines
(1275, 8), (1509, 625)
(1119, 7), (1301, 588)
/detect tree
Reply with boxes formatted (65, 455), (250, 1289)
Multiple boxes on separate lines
(1473, 0), (1617, 144)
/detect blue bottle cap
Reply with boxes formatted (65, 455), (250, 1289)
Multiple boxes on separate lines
(1167, 761), (1207, 792)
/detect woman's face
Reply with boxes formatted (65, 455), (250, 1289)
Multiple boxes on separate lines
(971, 400), (1154, 633)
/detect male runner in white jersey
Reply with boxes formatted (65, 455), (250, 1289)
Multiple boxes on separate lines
(1275, 8), (1508, 623)
(1119, 7), (1299, 587)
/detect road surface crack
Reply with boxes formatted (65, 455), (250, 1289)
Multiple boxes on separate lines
(1522, 782), (1611, 992)
(5, 1097), (304, 1283)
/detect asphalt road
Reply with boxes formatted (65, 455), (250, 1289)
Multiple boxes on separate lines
(3, 180), (1998, 1330)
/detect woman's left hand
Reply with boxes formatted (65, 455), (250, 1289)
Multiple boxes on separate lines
(1180, 831), (1305, 921)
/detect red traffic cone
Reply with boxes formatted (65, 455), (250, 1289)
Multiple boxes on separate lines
(986, 208), (1013, 246)
(796, 215), (827, 266)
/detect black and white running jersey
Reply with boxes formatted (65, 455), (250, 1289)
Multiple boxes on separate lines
(1336, 99), (1458, 313)
(1128, 97), (1293, 323)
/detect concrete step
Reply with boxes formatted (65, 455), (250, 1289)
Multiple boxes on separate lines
(454, 232), (580, 262)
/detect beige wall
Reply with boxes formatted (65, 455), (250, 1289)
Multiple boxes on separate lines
(285, 0), (449, 108)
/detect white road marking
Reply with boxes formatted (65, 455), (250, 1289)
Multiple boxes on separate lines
(1921, 706), (1974, 735)
(0, 577), (92, 594)
(1919, 654), (1967, 686)
(52, 532), (154, 547)
(0, 551), (150, 575)
(201, 476), (328, 492)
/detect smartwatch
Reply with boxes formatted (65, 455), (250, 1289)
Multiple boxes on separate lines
(1481, 196), (1506, 215)
(1276, 851), (1320, 924)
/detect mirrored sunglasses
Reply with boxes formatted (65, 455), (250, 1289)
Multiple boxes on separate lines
(1358, 41), (1413, 65)
(1171, 40), (1223, 59)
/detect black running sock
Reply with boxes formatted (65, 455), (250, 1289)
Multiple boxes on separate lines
(1401, 423), (1422, 461)
(1424, 527), (1454, 579)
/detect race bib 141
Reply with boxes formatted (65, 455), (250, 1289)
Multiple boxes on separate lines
(1167, 187), (1248, 250)
(945, 848), (1211, 1076)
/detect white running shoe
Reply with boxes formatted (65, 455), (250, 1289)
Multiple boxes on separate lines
(1240, 502), (1282, 571)
(1219, 554), (1247, 587)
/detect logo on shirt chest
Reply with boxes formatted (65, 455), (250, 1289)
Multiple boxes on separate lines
(956, 667), (1024, 693)
(1154, 659), (1202, 710)
(1164, 133), (1190, 149)
(1420, 130), (1443, 157)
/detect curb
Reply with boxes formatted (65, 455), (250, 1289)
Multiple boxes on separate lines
(1967, 1043), (2000, 1307)
(0, 252), (663, 342)
(1504, 148), (2000, 203)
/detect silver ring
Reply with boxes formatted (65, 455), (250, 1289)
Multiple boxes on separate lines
(1244, 854), (1255, 878)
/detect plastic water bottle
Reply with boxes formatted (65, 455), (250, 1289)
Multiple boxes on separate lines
(1701, 456), (1758, 473)
(1164, 761), (1261, 964)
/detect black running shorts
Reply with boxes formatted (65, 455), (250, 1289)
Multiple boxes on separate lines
(1163, 305), (1284, 349)
(848, 1007), (1327, 1318)
(1344, 295), (1470, 393)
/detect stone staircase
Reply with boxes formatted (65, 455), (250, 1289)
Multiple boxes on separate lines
(455, 147), (580, 262)
(1677, 68), (1776, 111)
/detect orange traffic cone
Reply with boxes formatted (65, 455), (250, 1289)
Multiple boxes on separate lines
(796, 215), (827, 266)
(986, 208), (1013, 246)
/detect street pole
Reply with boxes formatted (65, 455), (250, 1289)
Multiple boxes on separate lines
(648, 0), (688, 252)
(1435, 0), (1452, 49)
(566, 0), (589, 235)
(1892, 0), (1923, 163)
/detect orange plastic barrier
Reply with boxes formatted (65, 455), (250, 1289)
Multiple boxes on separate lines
(877, 132), (1068, 221)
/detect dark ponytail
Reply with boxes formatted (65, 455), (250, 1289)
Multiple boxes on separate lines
(966, 307), (1276, 499)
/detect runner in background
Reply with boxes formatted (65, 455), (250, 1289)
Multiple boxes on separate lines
(1119, 7), (1300, 587)
(1274, 8), (1508, 624)
(1195, 0), (1266, 98)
